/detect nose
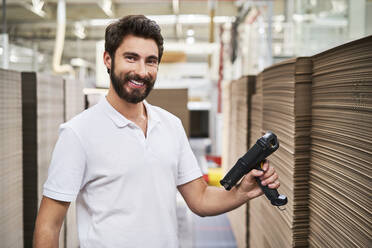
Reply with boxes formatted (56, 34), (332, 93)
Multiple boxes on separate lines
(135, 60), (147, 78)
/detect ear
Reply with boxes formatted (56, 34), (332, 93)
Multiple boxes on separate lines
(103, 51), (112, 72)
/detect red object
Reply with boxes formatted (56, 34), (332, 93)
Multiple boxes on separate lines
(202, 174), (209, 183)
(205, 155), (222, 167)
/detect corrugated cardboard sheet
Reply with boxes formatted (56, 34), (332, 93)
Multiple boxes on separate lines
(250, 72), (263, 144)
(248, 71), (266, 248)
(64, 78), (85, 248)
(308, 35), (372, 247)
(0, 69), (24, 248)
(22, 72), (65, 247)
(226, 76), (255, 248)
(146, 88), (190, 136)
(250, 58), (312, 247)
(86, 93), (103, 108)
(222, 80), (232, 173)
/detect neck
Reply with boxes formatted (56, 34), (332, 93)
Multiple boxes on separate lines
(106, 84), (147, 121)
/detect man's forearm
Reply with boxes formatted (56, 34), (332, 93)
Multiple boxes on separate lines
(196, 185), (251, 217)
(33, 197), (69, 248)
(197, 186), (244, 216)
(33, 224), (61, 248)
(179, 169), (270, 217)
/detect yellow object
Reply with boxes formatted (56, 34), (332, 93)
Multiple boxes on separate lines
(208, 167), (224, 187)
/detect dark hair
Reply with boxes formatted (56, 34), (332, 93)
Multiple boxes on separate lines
(105, 15), (164, 63)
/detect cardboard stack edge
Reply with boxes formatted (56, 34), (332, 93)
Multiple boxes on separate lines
(0, 69), (24, 248)
(248, 71), (265, 248)
(308, 35), (372, 248)
(21, 72), (65, 247)
(64, 78), (85, 248)
(146, 88), (190, 137)
(222, 80), (232, 174)
(247, 57), (313, 248)
(226, 76), (256, 248)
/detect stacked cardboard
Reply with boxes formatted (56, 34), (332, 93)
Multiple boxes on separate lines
(308, 36), (372, 247)
(248, 72), (265, 248)
(0, 69), (24, 247)
(229, 76), (256, 163)
(85, 93), (104, 109)
(226, 76), (255, 248)
(64, 78), (85, 248)
(146, 88), (190, 136)
(64, 78), (85, 121)
(250, 58), (313, 247)
(249, 72), (263, 144)
(222, 80), (232, 174)
(22, 72), (65, 247)
(228, 78), (244, 167)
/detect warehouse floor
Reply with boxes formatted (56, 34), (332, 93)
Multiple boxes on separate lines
(177, 193), (237, 248)
(176, 138), (237, 248)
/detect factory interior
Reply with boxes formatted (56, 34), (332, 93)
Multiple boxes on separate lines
(1, 0), (371, 247)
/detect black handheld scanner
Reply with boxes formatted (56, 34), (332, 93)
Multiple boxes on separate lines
(220, 132), (287, 206)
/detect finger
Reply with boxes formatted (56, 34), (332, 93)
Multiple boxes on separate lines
(260, 166), (275, 180)
(268, 181), (280, 189)
(246, 169), (264, 180)
(262, 160), (269, 171)
(261, 173), (278, 186)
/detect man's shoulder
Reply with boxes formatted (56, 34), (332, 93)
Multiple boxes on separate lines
(62, 103), (103, 132)
(147, 103), (182, 125)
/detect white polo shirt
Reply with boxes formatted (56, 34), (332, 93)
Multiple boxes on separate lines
(43, 97), (202, 248)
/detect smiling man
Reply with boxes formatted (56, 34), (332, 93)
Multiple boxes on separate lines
(33, 15), (281, 248)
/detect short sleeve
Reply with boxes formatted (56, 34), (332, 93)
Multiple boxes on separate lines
(176, 119), (202, 186)
(43, 124), (86, 202)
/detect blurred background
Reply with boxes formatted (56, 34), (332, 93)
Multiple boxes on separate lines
(2, 0), (371, 155)
(2, 0), (371, 85)
(1, 0), (371, 248)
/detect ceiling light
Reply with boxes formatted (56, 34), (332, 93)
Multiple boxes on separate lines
(83, 15), (234, 27)
(71, 58), (88, 67)
(74, 22), (86, 39)
(99, 0), (113, 17)
(187, 29), (195, 36)
(38, 54), (44, 63)
(10, 55), (19, 63)
(186, 37), (195, 44)
(20, 0), (46, 18)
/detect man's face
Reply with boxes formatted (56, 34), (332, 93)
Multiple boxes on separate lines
(109, 35), (159, 103)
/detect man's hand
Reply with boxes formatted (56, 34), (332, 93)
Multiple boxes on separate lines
(235, 160), (280, 201)
(178, 160), (280, 217)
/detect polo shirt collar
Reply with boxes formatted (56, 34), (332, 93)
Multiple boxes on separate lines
(100, 96), (160, 128)
(143, 100), (161, 124)
(100, 96), (130, 128)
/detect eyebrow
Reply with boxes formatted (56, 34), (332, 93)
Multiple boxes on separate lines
(123, 52), (158, 61)
(147, 55), (159, 61)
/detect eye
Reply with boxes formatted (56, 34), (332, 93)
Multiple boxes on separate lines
(125, 55), (136, 62)
(147, 59), (158, 66)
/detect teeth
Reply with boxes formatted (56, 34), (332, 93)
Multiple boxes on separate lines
(131, 80), (144, 86)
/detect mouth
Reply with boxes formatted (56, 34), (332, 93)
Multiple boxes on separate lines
(128, 80), (145, 89)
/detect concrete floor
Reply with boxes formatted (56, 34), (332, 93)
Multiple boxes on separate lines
(177, 137), (237, 248)
(177, 193), (237, 248)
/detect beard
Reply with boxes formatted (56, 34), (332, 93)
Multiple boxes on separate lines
(110, 60), (155, 104)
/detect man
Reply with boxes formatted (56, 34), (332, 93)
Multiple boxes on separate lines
(34, 15), (280, 247)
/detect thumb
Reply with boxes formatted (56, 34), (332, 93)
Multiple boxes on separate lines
(245, 169), (264, 181)
(240, 169), (264, 187)
(238, 169), (265, 199)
